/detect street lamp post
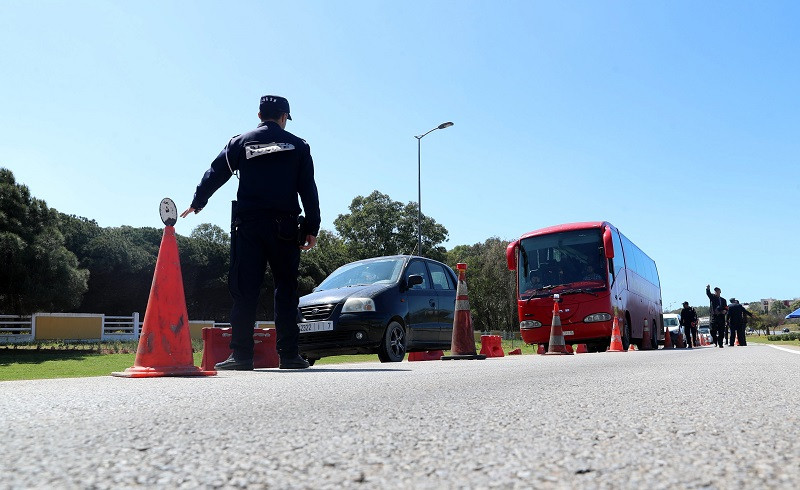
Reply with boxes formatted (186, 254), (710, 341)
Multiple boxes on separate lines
(415, 121), (453, 256)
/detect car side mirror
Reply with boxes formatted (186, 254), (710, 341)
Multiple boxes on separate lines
(406, 274), (423, 288)
(603, 228), (614, 259)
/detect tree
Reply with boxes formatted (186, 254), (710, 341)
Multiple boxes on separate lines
(334, 191), (448, 262)
(298, 229), (348, 295)
(447, 238), (517, 332)
(1, 168), (88, 313)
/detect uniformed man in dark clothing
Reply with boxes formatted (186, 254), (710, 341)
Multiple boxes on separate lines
(706, 285), (728, 348)
(726, 298), (753, 346)
(181, 95), (321, 370)
(679, 301), (698, 348)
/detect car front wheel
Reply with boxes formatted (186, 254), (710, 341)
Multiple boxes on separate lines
(378, 321), (406, 362)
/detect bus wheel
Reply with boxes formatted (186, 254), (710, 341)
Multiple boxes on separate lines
(621, 320), (631, 350)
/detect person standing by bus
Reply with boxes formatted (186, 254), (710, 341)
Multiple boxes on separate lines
(726, 298), (753, 346)
(679, 301), (698, 348)
(706, 285), (728, 348)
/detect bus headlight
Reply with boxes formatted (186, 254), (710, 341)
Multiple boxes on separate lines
(342, 298), (376, 313)
(583, 313), (612, 323)
(520, 320), (542, 329)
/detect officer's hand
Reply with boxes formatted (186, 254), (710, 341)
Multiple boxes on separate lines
(180, 207), (198, 218)
(300, 235), (317, 251)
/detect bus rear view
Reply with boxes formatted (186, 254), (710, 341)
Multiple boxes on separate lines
(506, 221), (662, 352)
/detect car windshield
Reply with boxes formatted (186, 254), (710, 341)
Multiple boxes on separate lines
(664, 318), (679, 327)
(518, 229), (606, 297)
(315, 258), (405, 291)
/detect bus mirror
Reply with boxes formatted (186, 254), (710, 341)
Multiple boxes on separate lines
(603, 229), (614, 259)
(506, 241), (518, 270)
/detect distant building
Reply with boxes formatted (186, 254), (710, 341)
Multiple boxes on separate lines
(757, 298), (799, 314)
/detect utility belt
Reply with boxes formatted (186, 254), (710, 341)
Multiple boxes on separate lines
(231, 200), (306, 245)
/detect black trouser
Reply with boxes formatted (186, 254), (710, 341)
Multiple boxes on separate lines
(711, 315), (725, 347)
(684, 326), (694, 348)
(228, 215), (301, 359)
(730, 323), (746, 346)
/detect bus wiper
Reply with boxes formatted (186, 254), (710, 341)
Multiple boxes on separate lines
(524, 285), (558, 302)
(559, 287), (598, 297)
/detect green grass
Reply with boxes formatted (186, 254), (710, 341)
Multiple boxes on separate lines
(0, 349), (205, 381)
(0, 337), (542, 381)
(744, 335), (800, 347)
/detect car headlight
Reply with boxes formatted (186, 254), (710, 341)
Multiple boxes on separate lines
(520, 320), (542, 329)
(583, 313), (612, 323)
(342, 297), (376, 313)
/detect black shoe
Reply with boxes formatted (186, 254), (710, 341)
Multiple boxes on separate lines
(279, 354), (310, 370)
(214, 354), (253, 371)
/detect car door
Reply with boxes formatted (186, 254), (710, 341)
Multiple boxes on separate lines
(426, 261), (457, 344)
(404, 259), (438, 345)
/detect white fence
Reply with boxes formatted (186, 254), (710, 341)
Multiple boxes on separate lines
(102, 313), (141, 341)
(0, 313), (141, 343)
(0, 315), (33, 343)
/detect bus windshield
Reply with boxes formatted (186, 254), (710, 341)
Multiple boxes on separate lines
(518, 229), (606, 297)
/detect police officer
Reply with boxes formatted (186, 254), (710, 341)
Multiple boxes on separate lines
(679, 301), (698, 348)
(181, 95), (321, 370)
(706, 285), (728, 348)
(726, 298), (753, 346)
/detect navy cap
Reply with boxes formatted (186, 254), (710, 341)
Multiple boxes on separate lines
(259, 95), (291, 120)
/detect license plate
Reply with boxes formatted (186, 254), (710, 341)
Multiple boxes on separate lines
(562, 330), (574, 336)
(298, 321), (334, 333)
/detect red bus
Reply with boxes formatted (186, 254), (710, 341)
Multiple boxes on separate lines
(506, 221), (662, 352)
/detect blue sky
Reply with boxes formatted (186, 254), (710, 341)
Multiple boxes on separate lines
(1, 1), (798, 312)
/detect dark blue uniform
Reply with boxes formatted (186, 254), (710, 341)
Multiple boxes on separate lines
(190, 119), (320, 360)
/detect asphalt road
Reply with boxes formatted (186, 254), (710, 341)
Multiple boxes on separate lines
(1, 344), (799, 489)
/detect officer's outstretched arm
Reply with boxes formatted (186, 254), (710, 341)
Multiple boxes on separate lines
(180, 207), (200, 218)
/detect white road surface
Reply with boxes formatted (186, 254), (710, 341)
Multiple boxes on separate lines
(1, 344), (798, 489)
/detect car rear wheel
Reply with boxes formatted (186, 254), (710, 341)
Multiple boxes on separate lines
(378, 321), (406, 362)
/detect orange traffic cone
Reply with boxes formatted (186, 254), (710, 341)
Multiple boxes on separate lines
(641, 318), (651, 351)
(608, 316), (625, 352)
(628, 343), (636, 351)
(575, 344), (588, 354)
(442, 263), (486, 360)
(676, 331), (686, 348)
(113, 226), (215, 378)
(663, 327), (673, 349)
(537, 344), (545, 355)
(508, 348), (522, 355)
(545, 295), (572, 355)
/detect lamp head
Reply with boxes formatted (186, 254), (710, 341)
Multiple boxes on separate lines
(438, 122), (454, 129)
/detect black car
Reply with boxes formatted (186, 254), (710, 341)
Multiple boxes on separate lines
(297, 255), (457, 363)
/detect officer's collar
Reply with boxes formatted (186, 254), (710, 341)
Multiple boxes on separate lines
(258, 120), (282, 129)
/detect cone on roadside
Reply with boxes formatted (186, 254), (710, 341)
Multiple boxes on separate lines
(608, 316), (625, 352)
(575, 344), (588, 354)
(441, 263), (486, 360)
(676, 331), (686, 348)
(508, 348), (522, 355)
(628, 343), (636, 351)
(664, 324), (674, 349)
(113, 226), (215, 378)
(545, 295), (572, 355)
(537, 344), (545, 355)
(641, 318), (651, 351)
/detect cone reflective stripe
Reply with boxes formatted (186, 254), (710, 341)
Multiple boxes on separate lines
(608, 316), (625, 352)
(441, 263), (486, 360)
(545, 295), (572, 355)
(113, 226), (215, 378)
